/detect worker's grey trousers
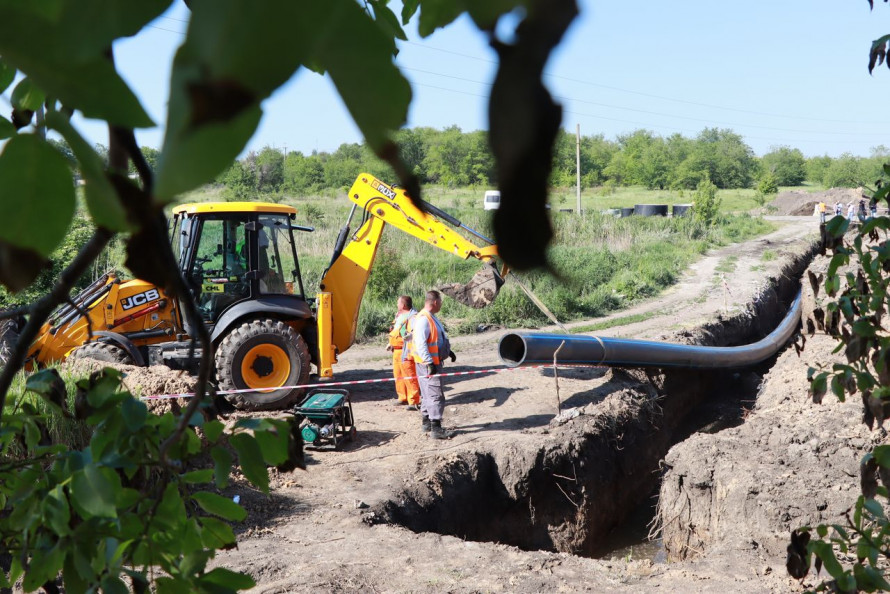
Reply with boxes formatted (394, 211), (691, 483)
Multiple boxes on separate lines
(416, 363), (445, 421)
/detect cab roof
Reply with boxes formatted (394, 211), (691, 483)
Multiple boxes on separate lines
(171, 202), (297, 215)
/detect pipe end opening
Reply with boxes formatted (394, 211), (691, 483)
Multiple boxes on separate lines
(498, 334), (527, 367)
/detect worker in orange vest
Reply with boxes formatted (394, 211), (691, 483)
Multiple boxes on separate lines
(407, 290), (456, 439)
(387, 295), (421, 410)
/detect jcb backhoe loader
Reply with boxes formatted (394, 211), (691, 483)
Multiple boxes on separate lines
(2, 174), (505, 410)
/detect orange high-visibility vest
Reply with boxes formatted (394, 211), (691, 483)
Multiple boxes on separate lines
(388, 311), (412, 348)
(408, 309), (440, 365)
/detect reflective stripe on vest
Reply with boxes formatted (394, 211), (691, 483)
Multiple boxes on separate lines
(409, 310), (440, 365)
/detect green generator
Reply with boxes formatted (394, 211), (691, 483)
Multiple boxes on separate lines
(293, 389), (356, 449)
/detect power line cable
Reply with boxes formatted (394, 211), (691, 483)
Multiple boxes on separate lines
(400, 40), (890, 126)
(400, 66), (890, 136)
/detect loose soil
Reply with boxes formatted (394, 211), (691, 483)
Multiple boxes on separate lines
(769, 187), (869, 216)
(75, 213), (871, 592)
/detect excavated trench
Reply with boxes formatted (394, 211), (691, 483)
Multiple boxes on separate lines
(370, 244), (819, 559)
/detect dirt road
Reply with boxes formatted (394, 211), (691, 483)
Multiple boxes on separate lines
(198, 214), (858, 593)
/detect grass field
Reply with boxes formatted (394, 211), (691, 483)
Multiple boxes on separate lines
(179, 182), (776, 341)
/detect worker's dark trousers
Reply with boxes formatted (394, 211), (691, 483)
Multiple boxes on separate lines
(416, 363), (445, 421)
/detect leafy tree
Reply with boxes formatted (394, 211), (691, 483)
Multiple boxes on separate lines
(250, 146), (285, 192)
(580, 134), (619, 187)
(218, 161), (258, 201)
(681, 128), (757, 190)
(761, 146), (806, 186)
(0, 0), (581, 589)
(754, 171), (779, 206)
(283, 151), (325, 193)
(823, 153), (866, 188)
(807, 155), (833, 187)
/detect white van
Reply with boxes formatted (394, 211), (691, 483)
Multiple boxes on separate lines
(483, 190), (501, 210)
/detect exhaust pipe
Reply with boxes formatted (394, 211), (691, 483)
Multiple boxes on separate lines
(499, 289), (801, 370)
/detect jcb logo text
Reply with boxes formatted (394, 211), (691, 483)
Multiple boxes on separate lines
(120, 289), (160, 311)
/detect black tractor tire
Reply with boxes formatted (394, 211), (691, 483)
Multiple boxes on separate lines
(216, 319), (310, 411)
(70, 342), (135, 365)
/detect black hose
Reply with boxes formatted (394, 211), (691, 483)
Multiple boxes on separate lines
(499, 289), (801, 370)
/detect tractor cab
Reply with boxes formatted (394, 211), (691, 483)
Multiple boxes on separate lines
(170, 202), (308, 325)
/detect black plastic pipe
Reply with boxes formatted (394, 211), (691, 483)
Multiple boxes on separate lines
(499, 290), (801, 370)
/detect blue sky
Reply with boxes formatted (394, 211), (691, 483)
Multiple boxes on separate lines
(74, 0), (890, 158)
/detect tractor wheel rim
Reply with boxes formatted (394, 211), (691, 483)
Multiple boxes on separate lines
(241, 344), (290, 390)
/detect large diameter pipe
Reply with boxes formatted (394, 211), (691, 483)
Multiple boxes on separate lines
(499, 290), (802, 370)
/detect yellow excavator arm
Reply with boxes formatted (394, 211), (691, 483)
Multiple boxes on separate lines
(315, 173), (504, 377)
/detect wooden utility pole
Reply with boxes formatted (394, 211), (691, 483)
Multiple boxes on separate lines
(575, 124), (581, 214)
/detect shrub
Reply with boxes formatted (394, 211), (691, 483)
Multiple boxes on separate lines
(692, 178), (721, 226)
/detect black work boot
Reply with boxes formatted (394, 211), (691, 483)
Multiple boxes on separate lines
(421, 415), (431, 433)
(430, 419), (447, 440)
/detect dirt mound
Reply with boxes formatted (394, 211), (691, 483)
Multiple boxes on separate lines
(63, 357), (197, 414)
(769, 187), (864, 216)
(658, 335), (872, 564)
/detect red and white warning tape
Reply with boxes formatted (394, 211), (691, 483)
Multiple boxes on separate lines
(141, 363), (604, 400)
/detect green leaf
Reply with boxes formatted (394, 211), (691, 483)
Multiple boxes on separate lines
(0, 134), (75, 257)
(0, 0), (169, 127)
(211, 444), (232, 489)
(201, 567), (255, 590)
(191, 492), (246, 522)
(42, 485), (71, 536)
(116, 487), (142, 510)
(22, 542), (65, 592)
(852, 318), (878, 338)
(826, 214), (849, 238)
(181, 469), (214, 484)
(863, 497), (886, 519)
(156, 0), (308, 199)
(45, 110), (129, 231)
(11, 77), (45, 111)
(0, 59), (14, 93)
(231, 433), (269, 492)
(412, 0), (462, 36)
(372, 2), (408, 41)
(0, 116), (14, 140)
(101, 575), (130, 594)
(810, 540), (845, 579)
(872, 445), (890, 468)
(203, 419), (225, 443)
(856, 563), (890, 590)
(308, 0), (411, 151)
(69, 465), (119, 519)
(121, 396), (147, 432)
(254, 421), (289, 466)
(199, 516), (236, 549)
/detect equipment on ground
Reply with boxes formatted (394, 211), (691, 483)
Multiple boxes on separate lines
(292, 389), (355, 449)
(4, 174), (507, 411)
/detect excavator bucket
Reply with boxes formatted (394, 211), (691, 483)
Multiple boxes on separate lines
(439, 263), (505, 309)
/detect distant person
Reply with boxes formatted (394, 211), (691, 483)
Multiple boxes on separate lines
(818, 201), (827, 223)
(386, 295), (420, 410)
(408, 290), (456, 440)
(834, 202), (843, 217)
(858, 199), (868, 222)
(870, 198), (878, 219)
(847, 202), (856, 221)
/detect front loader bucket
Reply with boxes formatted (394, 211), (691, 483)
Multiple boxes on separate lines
(439, 264), (505, 309)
